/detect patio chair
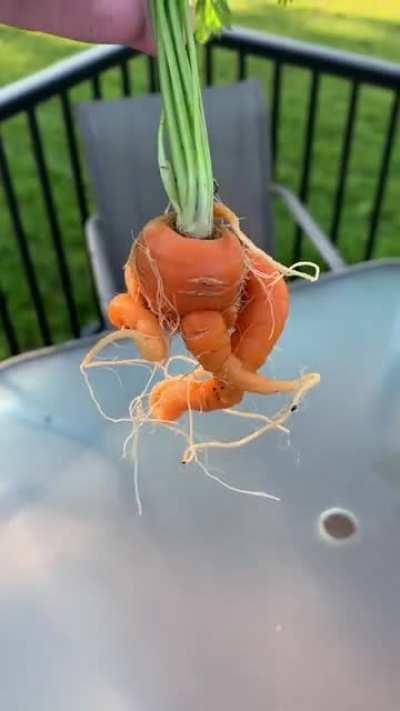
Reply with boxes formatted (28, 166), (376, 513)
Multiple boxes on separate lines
(76, 80), (345, 319)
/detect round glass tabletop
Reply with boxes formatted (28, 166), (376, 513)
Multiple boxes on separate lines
(0, 263), (399, 710)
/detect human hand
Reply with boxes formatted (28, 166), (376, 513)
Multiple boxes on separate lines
(0, 0), (154, 53)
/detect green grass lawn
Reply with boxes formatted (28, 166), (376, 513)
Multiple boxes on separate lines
(0, 0), (399, 358)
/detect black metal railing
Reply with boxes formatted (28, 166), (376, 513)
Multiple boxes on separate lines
(0, 27), (399, 358)
(209, 28), (400, 262)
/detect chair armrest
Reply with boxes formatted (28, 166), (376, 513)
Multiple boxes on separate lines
(270, 183), (346, 272)
(85, 214), (119, 323)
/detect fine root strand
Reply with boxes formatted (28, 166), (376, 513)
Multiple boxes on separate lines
(81, 332), (319, 510)
(182, 371), (320, 463)
(80, 341), (309, 506)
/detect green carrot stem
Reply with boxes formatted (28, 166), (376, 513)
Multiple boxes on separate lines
(150, 0), (214, 238)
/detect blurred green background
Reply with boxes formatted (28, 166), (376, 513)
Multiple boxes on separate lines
(0, 0), (399, 356)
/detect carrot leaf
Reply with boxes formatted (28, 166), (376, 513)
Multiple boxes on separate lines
(194, 0), (231, 44)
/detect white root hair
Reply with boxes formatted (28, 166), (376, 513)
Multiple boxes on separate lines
(81, 335), (318, 513)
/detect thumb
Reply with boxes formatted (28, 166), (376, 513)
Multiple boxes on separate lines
(129, 0), (155, 54)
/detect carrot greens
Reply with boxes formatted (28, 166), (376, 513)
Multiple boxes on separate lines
(149, 0), (231, 238)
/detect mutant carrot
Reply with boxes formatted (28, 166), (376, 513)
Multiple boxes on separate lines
(84, 0), (319, 435)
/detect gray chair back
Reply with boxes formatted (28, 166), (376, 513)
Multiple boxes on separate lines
(76, 80), (274, 294)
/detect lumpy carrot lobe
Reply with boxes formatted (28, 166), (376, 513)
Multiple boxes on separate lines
(130, 216), (245, 318)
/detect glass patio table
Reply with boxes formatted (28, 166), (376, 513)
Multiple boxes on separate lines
(0, 261), (399, 710)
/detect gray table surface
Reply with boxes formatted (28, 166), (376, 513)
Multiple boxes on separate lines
(0, 262), (399, 710)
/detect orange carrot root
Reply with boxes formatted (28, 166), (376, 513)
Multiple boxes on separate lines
(150, 373), (243, 422)
(102, 202), (320, 422)
(131, 209), (245, 320)
(108, 284), (168, 363)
